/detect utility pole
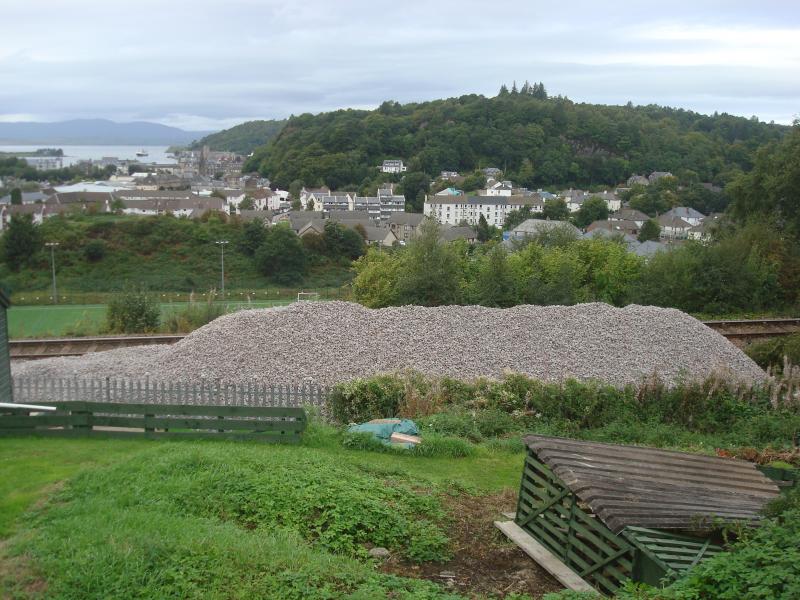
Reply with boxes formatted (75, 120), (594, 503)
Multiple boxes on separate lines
(45, 242), (59, 304)
(215, 240), (229, 296)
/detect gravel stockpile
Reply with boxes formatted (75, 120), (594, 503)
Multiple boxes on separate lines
(13, 301), (766, 387)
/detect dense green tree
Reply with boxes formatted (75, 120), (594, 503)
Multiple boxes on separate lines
(1, 214), (41, 271)
(474, 246), (517, 307)
(238, 197), (255, 210)
(728, 121), (800, 234)
(461, 172), (487, 192)
(504, 206), (534, 230)
(638, 219), (661, 242)
(399, 172), (430, 212)
(322, 221), (366, 259)
(254, 224), (307, 284)
(244, 92), (784, 191)
(395, 218), (462, 306)
(352, 247), (402, 307)
(288, 179), (304, 201)
(190, 119), (286, 154)
(573, 197), (609, 228)
(542, 198), (569, 221)
(239, 220), (267, 256)
(476, 214), (491, 242)
(10, 188), (22, 205)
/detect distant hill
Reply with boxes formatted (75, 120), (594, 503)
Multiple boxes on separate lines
(243, 88), (787, 192)
(190, 119), (286, 154)
(0, 119), (213, 145)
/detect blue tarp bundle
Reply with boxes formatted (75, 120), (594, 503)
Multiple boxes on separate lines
(347, 418), (419, 447)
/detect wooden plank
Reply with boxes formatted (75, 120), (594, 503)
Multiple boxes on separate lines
(495, 521), (595, 593)
(89, 416), (304, 432)
(0, 429), (301, 443)
(47, 401), (306, 418)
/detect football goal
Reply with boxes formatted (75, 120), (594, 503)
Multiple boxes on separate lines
(296, 291), (321, 302)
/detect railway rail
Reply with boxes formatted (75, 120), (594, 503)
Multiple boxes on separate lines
(9, 319), (800, 360)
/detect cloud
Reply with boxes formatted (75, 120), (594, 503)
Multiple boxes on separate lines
(0, 0), (798, 130)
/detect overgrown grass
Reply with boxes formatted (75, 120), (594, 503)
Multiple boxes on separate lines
(329, 373), (800, 459)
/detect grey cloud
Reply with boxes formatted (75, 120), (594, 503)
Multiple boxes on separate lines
(0, 0), (798, 130)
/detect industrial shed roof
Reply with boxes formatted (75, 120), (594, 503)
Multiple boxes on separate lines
(523, 435), (780, 533)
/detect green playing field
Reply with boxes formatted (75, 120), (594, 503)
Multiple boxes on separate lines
(7, 300), (294, 338)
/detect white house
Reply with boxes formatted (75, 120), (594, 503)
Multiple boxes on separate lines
(481, 181), (513, 197)
(662, 206), (706, 227)
(658, 214), (693, 240)
(381, 159), (407, 173)
(591, 191), (622, 212)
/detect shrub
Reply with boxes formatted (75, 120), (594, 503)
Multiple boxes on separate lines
(329, 376), (406, 423)
(106, 287), (160, 333)
(163, 299), (226, 333)
(83, 239), (107, 261)
(410, 435), (475, 458)
(746, 338), (787, 371)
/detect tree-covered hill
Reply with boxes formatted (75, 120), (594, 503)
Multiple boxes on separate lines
(191, 119), (286, 154)
(244, 87), (786, 192)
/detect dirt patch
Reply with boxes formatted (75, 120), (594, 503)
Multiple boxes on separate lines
(381, 489), (562, 598)
(0, 538), (48, 596)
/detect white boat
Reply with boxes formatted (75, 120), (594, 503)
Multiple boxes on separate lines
(135, 149), (149, 157)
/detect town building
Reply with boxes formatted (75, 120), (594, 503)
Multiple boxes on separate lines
(380, 159), (407, 173)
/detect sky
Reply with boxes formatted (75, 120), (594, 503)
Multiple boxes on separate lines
(1, 0), (798, 132)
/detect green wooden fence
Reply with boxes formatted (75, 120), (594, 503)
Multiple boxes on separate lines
(0, 401), (306, 443)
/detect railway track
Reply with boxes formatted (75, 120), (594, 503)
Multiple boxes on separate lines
(10, 334), (185, 360)
(9, 319), (800, 359)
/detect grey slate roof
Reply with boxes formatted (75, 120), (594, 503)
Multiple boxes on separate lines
(386, 212), (425, 227)
(523, 435), (780, 533)
(663, 206), (706, 221)
(512, 219), (581, 237)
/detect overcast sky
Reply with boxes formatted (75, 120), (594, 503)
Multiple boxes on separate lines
(1, 0), (798, 131)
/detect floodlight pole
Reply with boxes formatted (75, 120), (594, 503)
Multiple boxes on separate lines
(215, 240), (229, 296)
(45, 242), (59, 304)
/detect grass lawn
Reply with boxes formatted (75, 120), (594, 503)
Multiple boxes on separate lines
(8, 300), (296, 338)
(0, 427), (540, 599)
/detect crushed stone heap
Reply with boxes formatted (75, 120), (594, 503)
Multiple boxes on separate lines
(14, 301), (766, 387)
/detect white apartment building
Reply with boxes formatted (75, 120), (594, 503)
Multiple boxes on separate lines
(424, 195), (543, 228)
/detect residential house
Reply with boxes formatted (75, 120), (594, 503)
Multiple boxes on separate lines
(435, 187), (463, 196)
(481, 181), (513, 197)
(509, 219), (581, 240)
(482, 167), (502, 178)
(299, 186), (330, 208)
(648, 171), (674, 183)
(309, 193), (352, 213)
(362, 226), (399, 247)
(687, 213), (723, 241)
(586, 219), (640, 237)
(590, 191), (622, 212)
(384, 212), (425, 243)
(0, 203), (60, 231)
(297, 220), (327, 237)
(440, 171), (459, 180)
(0, 191), (48, 204)
(658, 214), (693, 240)
(238, 210), (274, 225)
(627, 174), (649, 187)
(283, 211), (324, 233)
(632, 240), (669, 258)
(440, 225), (477, 243)
(610, 208), (650, 227)
(119, 195), (224, 217)
(662, 206), (706, 227)
(380, 159), (407, 173)
(560, 189), (590, 212)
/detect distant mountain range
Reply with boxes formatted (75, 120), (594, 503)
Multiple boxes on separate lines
(0, 119), (214, 145)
